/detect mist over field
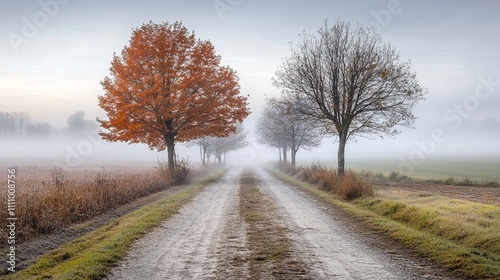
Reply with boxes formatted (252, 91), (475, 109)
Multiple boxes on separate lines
(1, 2), (500, 279)
(1, 0), (499, 171)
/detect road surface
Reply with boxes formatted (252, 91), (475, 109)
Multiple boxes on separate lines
(106, 166), (459, 279)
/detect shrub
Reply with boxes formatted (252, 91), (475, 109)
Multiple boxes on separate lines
(481, 180), (499, 188)
(156, 158), (191, 184)
(443, 177), (456, 185)
(388, 171), (409, 181)
(282, 162), (373, 200)
(173, 158), (191, 184)
(459, 177), (477, 186)
(337, 171), (374, 200)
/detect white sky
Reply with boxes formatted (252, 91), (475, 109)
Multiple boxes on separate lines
(1, 0), (499, 165)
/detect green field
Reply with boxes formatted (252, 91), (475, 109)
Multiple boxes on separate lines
(301, 156), (500, 182)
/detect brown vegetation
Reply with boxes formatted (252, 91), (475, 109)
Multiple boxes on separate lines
(0, 163), (193, 243)
(239, 170), (310, 279)
(278, 162), (373, 200)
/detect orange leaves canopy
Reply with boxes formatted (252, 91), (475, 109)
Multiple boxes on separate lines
(98, 21), (250, 151)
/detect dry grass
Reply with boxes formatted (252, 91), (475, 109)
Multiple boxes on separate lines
(272, 169), (500, 279)
(0, 164), (193, 243)
(279, 163), (373, 200)
(5, 170), (224, 280)
(354, 190), (500, 278)
(239, 170), (310, 279)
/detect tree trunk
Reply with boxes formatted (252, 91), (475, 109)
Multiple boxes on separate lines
(217, 153), (222, 164)
(279, 148), (282, 162)
(283, 146), (288, 163)
(291, 150), (296, 166)
(337, 133), (347, 176)
(166, 134), (176, 173)
(199, 144), (205, 165)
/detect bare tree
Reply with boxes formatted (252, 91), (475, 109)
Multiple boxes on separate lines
(208, 124), (248, 164)
(256, 105), (290, 162)
(194, 124), (248, 165)
(193, 137), (211, 165)
(0, 112), (16, 137)
(15, 112), (32, 138)
(257, 99), (322, 166)
(274, 21), (425, 175)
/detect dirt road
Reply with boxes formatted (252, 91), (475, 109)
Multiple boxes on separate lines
(106, 166), (460, 279)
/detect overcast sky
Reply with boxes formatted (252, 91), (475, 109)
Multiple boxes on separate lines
(1, 0), (499, 165)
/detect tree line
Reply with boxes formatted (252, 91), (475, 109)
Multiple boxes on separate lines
(0, 111), (98, 140)
(257, 21), (425, 174)
(96, 20), (425, 175)
(0, 111), (32, 138)
(193, 124), (247, 165)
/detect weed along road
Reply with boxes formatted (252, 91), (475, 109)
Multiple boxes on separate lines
(106, 167), (459, 279)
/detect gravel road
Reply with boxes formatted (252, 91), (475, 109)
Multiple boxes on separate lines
(106, 167), (247, 280)
(253, 167), (459, 279)
(106, 166), (460, 279)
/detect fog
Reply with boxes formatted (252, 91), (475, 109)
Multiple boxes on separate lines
(1, 0), (499, 169)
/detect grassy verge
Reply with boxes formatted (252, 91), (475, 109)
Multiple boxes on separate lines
(240, 170), (309, 279)
(269, 168), (500, 279)
(6, 170), (225, 280)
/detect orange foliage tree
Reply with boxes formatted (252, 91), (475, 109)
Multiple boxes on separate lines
(98, 21), (250, 172)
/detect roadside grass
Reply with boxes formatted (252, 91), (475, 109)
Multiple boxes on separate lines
(0, 162), (196, 242)
(269, 168), (500, 279)
(239, 170), (309, 278)
(279, 163), (373, 200)
(6, 170), (225, 280)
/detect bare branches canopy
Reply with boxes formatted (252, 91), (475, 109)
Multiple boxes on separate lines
(273, 21), (426, 175)
(256, 98), (322, 166)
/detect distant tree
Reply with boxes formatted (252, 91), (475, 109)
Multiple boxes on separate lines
(15, 111), (32, 137)
(272, 98), (323, 166)
(193, 137), (211, 165)
(256, 105), (289, 162)
(67, 111), (86, 133)
(0, 112), (16, 137)
(65, 111), (98, 138)
(27, 122), (55, 138)
(98, 21), (250, 173)
(257, 99), (322, 166)
(274, 21), (426, 175)
(195, 124), (248, 164)
(212, 124), (248, 163)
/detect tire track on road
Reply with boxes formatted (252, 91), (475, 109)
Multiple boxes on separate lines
(254, 167), (458, 279)
(106, 167), (247, 280)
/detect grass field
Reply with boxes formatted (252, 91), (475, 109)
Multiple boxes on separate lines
(302, 156), (500, 182)
(272, 168), (500, 279)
